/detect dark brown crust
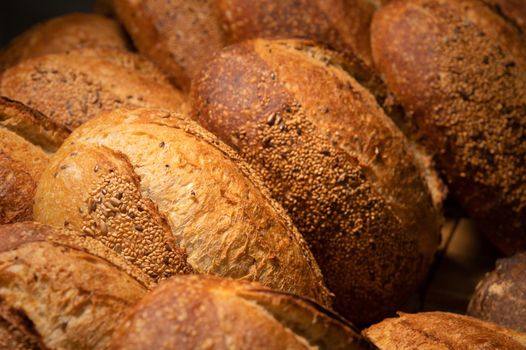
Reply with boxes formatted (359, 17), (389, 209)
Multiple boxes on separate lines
(371, 0), (526, 255)
(111, 275), (373, 350)
(482, 0), (526, 34)
(364, 311), (526, 349)
(0, 153), (35, 224)
(113, 0), (225, 90)
(0, 13), (129, 72)
(191, 39), (440, 325)
(214, 0), (375, 66)
(468, 252), (526, 333)
(0, 49), (187, 131)
(0, 300), (46, 350)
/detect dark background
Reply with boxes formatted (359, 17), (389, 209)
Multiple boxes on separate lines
(0, 0), (94, 46)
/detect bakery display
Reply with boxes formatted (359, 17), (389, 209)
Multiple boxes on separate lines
(371, 0), (526, 255)
(192, 38), (442, 325)
(34, 107), (330, 306)
(0, 13), (129, 72)
(364, 312), (526, 349)
(468, 252), (526, 332)
(0, 222), (151, 350)
(111, 0), (377, 90)
(111, 275), (373, 350)
(0, 97), (69, 224)
(0, 48), (186, 132)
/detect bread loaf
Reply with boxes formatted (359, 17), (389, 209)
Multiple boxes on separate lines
(0, 222), (151, 350)
(364, 311), (526, 349)
(0, 13), (128, 72)
(111, 275), (373, 350)
(371, 0), (526, 255)
(0, 48), (186, 131)
(0, 97), (69, 224)
(111, 0), (377, 89)
(192, 39), (441, 325)
(34, 107), (331, 306)
(468, 252), (526, 332)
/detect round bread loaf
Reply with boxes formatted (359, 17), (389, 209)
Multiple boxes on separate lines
(364, 311), (526, 349)
(111, 275), (373, 350)
(34, 107), (331, 306)
(371, 0), (526, 255)
(0, 13), (128, 72)
(0, 48), (186, 131)
(0, 97), (69, 224)
(482, 0), (526, 34)
(192, 39), (442, 325)
(111, 0), (377, 90)
(0, 222), (151, 350)
(468, 252), (526, 332)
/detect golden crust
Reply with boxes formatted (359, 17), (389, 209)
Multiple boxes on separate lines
(111, 275), (373, 350)
(364, 312), (526, 349)
(468, 252), (526, 333)
(0, 13), (128, 72)
(371, 0), (526, 255)
(0, 49), (187, 131)
(0, 222), (149, 350)
(0, 153), (35, 224)
(191, 39), (440, 325)
(34, 107), (331, 307)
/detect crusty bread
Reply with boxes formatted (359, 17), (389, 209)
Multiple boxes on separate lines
(371, 0), (526, 255)
(0, 13), (129, 72)
(111, 275), (373, 350)
(364, 311), (526, 349)
(468, 252), (526, 332)
(34, 107), (331, 306)
(0, 48), (187, 131)
(0, 222), (151, 350)
(0, 97), (69, 224)
(192, 39), (441, 325)
(482, 0), (526, 34)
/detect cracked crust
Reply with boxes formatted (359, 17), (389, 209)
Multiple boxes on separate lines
(34, 107), (331, 307)
(364, 312), (526, 349)
(371, 0), (526, 255)
(191, 39), (441, 325)
(0, 13), (129, 72)
(110, 275), (373, 350)
(0, 222), (150, 350)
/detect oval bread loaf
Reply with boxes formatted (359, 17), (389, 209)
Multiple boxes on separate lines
(0, 48), (186, 131)
(364, 311), (526, 349)
(0, 222), (151, 350)
(34, 107), (331, 306)
(371, 0), (526, 255)
(0, 97), (69, 224)
(192, 39), (442, 325)
(468, 252), (526, 332)
(0, 13), (129, 72)
(111, 275), (374, 350)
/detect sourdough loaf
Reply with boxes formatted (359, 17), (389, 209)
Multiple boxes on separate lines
(0, 97), (69, 224)
(364, 312), (526, 349)
(192, 39), (442, 325)
(111, 275), (373, 350)
(0, 13), (128, 72)
(371, 0), (526, 255)
(34, 107), (331, 306)
(468, 252), (526, 332)
(0, 222), (151, 350)
(0, 48), (186, 131)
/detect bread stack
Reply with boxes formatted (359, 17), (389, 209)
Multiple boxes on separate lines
(0, 0), (524, 348)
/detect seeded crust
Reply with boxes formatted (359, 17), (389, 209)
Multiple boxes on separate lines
(468, 252), (526, 332)
(481, 0), (526, 34)
(364, 312), (526, 349)
(0, 222), (149, 350)
(0, 13), (129, 72)
(0, 49), (187, 132)
(34, 107), (331, 307)
(371, 0), (526, 255)
(113, 0), (226, 90)
(191, 39), (441, 325)
(111, 275), (373, 350)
